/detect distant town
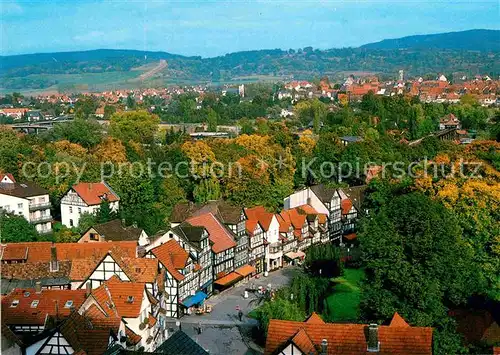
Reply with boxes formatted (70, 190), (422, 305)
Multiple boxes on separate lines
(1, 65), (499, 355)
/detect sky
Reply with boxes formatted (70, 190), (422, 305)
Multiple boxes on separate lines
(1, 0), (499, 57)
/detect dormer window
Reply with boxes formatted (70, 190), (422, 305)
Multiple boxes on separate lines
(31, 300), (39, 308)
(64, 300), (73, 308)
(127, 296), (134, 303)
(11, 300), (19, 308)
(24, 291), (31, 297)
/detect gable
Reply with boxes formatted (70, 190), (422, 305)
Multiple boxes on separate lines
(84, 254), (130, 287)
(33, 331), (74, 355)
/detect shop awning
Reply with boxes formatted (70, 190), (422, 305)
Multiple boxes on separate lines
(284, 251), (306, 260)
(181, 291), (207, 308)
(344, 233), (357, 241)
(235, 264), (256, 277)
(214, 272), (243, 286)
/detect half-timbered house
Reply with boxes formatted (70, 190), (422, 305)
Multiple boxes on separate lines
(145, 239), (205, 319)
(78, 276), (165, 352)
(60, 181), (119, 228)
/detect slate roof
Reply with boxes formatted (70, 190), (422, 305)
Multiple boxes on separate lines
(71, 182), (119, 206)
(156, 330), (209, 355)
(172, 222), (206, 250)
(0, 180), (48, 198)
(85, 219), (143, 242)
(171, 200), (243, 225)
(310, 184), (339, 204)
(339, 185), (367, 211)
(265, 313), (433, 355)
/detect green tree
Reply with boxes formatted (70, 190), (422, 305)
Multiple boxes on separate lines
(206, 108), (218, 132)
(74, 96), (98, 119)
(254, 298), (305, 335)
(304, 244), (343, 278)
(358, 192), (479, 353)
(78, 212), (97, 233)
(50, 118), (103, 148)
(110, 110), (160, 144)
(126, 94), (136, 109)
(193, 178), (221, 203)
(103, 105), (117, 120)
(0, 213), (39, 242)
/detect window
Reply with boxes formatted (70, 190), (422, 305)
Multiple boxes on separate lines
(39, 197), (45, 203)
(64, 300), (73, 308)
(11, 300), (19, 307)
(69, 206), (73, 213)
(18, 203), (23, 209)
(69, 219), (74, 227)
(31, 300), (39, 308)
(89, 233), (98, 241)
(78, 208), (82, 214)
(127, 296), (134, 303)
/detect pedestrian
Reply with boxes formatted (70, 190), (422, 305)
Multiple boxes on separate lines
(238, 309), (243, 322)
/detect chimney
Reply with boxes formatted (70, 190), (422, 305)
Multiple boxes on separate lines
(35, 281), (42, 294)
(50, 243), (59, 272)
(367, 324), (380, 352)
(85, 282), (91, 297)
(321, 339), (328, 354)
(306, 197), (312, 206)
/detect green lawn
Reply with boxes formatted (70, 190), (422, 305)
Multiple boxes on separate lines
(325, 268), (365, 322)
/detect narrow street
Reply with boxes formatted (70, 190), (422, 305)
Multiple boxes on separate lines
(166, 267), (298, 354)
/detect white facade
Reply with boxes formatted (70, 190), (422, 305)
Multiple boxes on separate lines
(60, 189), (119, 228)
(284, 188), (329, 215)
(264, 215), (282, 271)
(0, 178), (52, 234)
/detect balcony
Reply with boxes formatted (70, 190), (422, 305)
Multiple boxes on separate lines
(267, 243), (282, 258)
(30, 215), (52, 224)
(29, 202), (51, 211)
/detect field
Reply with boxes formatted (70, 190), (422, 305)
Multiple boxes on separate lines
(325, 268), (365, 322)
(0, 71), (145, 95)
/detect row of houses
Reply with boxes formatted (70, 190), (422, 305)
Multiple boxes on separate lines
(1, 176), (367, 353)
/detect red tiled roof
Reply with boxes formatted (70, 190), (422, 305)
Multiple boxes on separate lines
(265, 313), (433, 355)
(72, 182), (119, 206)
(341, 199), (353, 215)
(245, 206), (275, 231)
(91, 276), (146, 318)
(1, 241), (136, 265)
(0, 173), (15, 183)
(2, 288), (86, 326)
(1, 245), (28, 261)
(390, 312), (410, 328)
(126, 326), (142, 345)
(187, 213), (236, 253)
(291, 328), (316, 354)
(60, 312), (113, 355)
(276, 213), (291, 233)
(150, 239), (189, 281)
(306, 312), (325, 325)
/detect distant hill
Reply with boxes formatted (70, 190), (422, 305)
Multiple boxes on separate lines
(1, 30), (499, 93)
(360, 29), (500, 51)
